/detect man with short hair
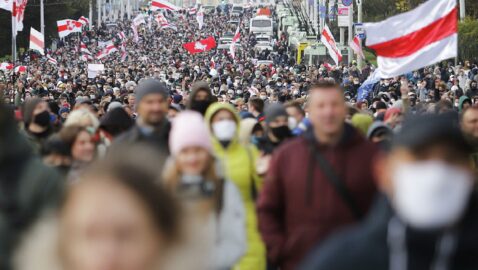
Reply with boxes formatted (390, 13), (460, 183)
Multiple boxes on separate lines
(248, 96), (265, 122)
(301, 113), (478, 270)
(115, 78), (171, 155)
(258, 80), (379, 270)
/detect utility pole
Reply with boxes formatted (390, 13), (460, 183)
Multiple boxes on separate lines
(356, 0), (362, 68)
(97, 0), (101, 27)
(89, 0), (93, 28)
(127, 0), (131, 19)
(347, 1), (353, 65)
(40, 0), (44, 35)
(459, 0), (465, 21)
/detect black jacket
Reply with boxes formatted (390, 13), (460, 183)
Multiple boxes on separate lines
(300, 193), (478, 270)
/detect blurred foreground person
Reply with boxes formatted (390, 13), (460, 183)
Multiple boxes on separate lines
(163, 111), (246, 270)
(187, 81), (215, 116)
(21, 98), (54, 153)
(59, 147), (180, 270)
(461, 106), (478, 169)
(115, 79), (171, 156)
(205, 103), (266, 270)
(0, 103), (63, 270)
(301, 113), (478, 270)
(258, 80), (378, 270)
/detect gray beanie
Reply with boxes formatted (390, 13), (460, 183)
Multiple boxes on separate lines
(135, 78), (169, 103)
(264, 103), (288, 124)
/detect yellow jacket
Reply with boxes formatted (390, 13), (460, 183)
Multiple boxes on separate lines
(205, 103), (266, 270)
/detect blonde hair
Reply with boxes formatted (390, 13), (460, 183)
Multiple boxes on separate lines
(64, 109), (100, 130)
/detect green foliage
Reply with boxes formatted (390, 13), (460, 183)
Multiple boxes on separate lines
(459, 17), (478, 61)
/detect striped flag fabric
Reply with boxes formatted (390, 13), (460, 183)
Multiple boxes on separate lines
(188, 6), (197, 15)
(29, 27), (44, 55)
(12, 0), (28, 34)
(0, 62), (14, 71)
(363, 0), (457, 78)
(350, 35), (365, 59)
(78, 16), (90, 26)
(133, 13), (146, 27)
(96, 41), (117, 59)
(151, 0), (180, 11)
(14, 65), (26, 73)
(229, 26), (241, 59)
(80, 54), (93, 62)
(46, 55), (58, 65)
(320, 24), (342, 65)
(80, 42), (92, 55)
(196, 6), (204, 30)
(57, 19), (82, 38)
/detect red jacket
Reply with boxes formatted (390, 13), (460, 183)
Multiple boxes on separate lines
(258, 124), (379, 270)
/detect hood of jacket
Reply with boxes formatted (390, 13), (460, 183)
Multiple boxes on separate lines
(459, 96), (471, 112)
(204, 103), (241, 149)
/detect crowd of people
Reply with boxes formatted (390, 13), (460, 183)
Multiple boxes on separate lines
(1, 3), (478, 270)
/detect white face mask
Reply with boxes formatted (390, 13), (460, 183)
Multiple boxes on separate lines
(288, 117), (298, 130)
(212, 120), (236, 141)
(392, 160), (473, 229)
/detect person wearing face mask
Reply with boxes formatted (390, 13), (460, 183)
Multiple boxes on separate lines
(465, 80), (478, 99)
(187, 81), (215, 116)
(205, 103), (267, 270)
(255, 104), (292, 155)
(163, 111), (246, 270)
(300, 113), (478, 270)
(21, 98), (54, 154)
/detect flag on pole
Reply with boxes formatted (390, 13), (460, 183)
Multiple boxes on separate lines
(80, 42), (92, 55)
(12, 0), (28, 34)
(350, 35), (365, 59)
(183, 36), (216, 54)
(0, 0), (13, 11)
(188, 6), (197, 15)
(196, 6), (204, 30)
(80, 54), (93, 62)
(46, 55), (58, 65)
(14, 65), (26, 73)
(78, 16), (90, 27)
(57, 19), (82, 38)
(357, 69), (382, 101)
(229, 26), (241, 59)
(320, 24), (342, 65)
(132, 25), (139, 42)
(363, 0), (457, 78)
(0, 62), (14, 71)
(29, 27), (44, 55)
(151, 0), (180, 11)
(96, 41), (117, 59)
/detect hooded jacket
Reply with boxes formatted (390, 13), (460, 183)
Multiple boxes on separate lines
(205, 103), (266, 270)
(459, 96), (471, 113)
(300, 193), (478, 270)
(258, 124), (379, 270)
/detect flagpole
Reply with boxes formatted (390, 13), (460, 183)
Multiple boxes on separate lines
(356, 0), (362, 69)
(12, 2), (17, 63)
(347, 1), (353, 65)
(40, 0), (45, 36)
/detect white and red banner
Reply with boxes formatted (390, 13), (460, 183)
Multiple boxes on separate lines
(196, 6), (204, 30)
(0, 62), (13, 71)
(117, 31), (126, 40)
(46, 55), (58, 65)
(78, 16), (90, 27)
(133, 14), (146, 26)
(151, 0), (180, 11)
(321, 24), (342, 65)
(183, 36), (216, 54)
(29, 27), (44, 55)
(229, 26), (241, 59)
(364, 0), (457, 78)
(80, 42), (92, 55)
(12, 0), (28, 34)
(188, 6), (197, 15)
(14, 65), (26, 73)
(132, 25), (139, 42)
(57, 19), (82, 38)
(0, 0), (13, 11)
(96, 41), (117, 59)
(350, 35), (364, 59)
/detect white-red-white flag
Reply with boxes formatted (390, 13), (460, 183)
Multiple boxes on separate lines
(364, 0), (457, 78)
(12, 0), (28, 34)
(229, 26), (241, 60)
(188, 6), (197, 15)
(46, 55), (58, 65)
(29, 27), (44, 55)
(0, 62), (14, 71)
(80, 42), (92, 55)
(78, 16), (90, 27)
(0, 0), (13, 11)
(151, 0), (180, 11)
(131, 25), (139, 42)
(320, 24), (342, 65)
(133, 14), (146, 26)
(57, 19), (82, 38)
(350, 35), (365, 59)
(80, 54), (93, 62)
(14, 65), (26, 73)
(196, 6), (204, 30)
(96, 41), (117, 59)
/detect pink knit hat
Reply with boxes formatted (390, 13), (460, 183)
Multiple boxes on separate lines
(169, 110), (213, 156)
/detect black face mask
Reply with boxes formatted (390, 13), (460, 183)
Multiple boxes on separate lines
(33, 110), (51, 127)
(270, 125), (292, 142)
(191, 100), (211, 115)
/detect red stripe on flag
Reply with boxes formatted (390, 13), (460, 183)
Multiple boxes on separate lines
(58, 24), (68, 32)
(30, 34), (44, 47)
(368, 7), (457, 58)
(152, 1), (174, 10)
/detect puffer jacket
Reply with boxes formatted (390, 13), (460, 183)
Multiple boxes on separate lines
(205, 103), (267, 270)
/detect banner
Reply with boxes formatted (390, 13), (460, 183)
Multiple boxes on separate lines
(87, 64), (104, 78)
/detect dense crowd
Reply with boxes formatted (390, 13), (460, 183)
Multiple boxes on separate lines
(2, 4), (478, 270)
